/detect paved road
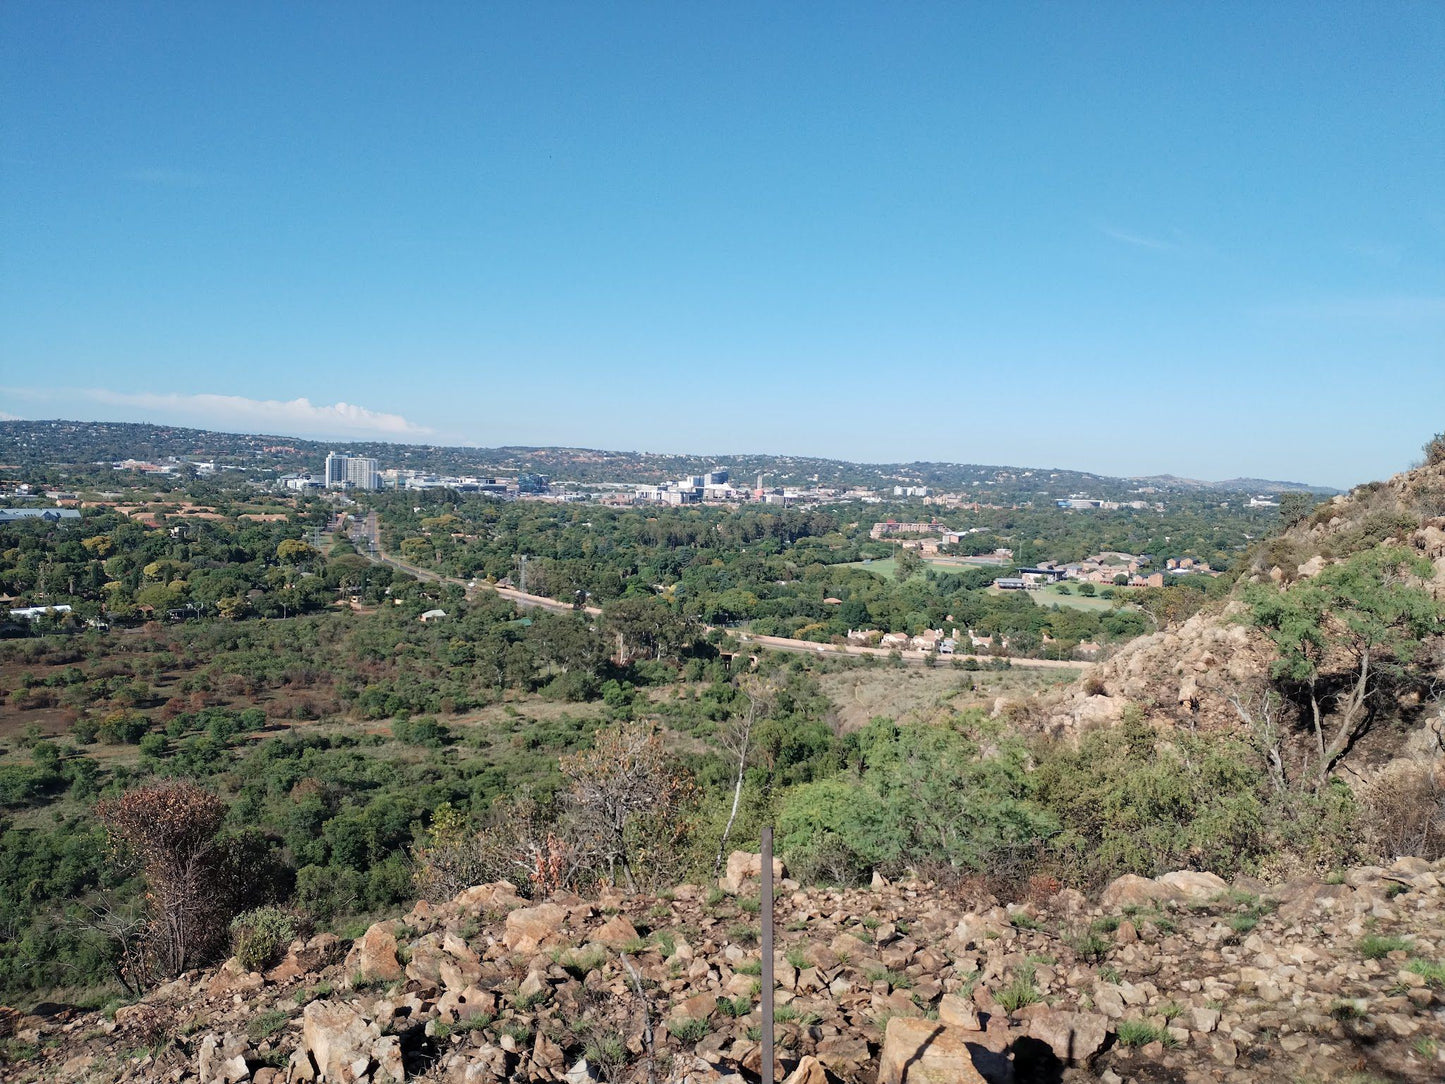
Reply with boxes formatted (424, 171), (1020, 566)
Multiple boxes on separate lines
(358, 512), (1085, 670)
(359, 511), (601, 616)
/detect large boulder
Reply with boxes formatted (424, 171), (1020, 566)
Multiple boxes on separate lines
(1024, 1009), (1109, 1063)
(877, 1017), (987, 1084)
(343, 922), (404, 983)
(1157, 870), (1228, 902)
(1099, 874), (1171, 911)
(503, 901), (569, 953)
(721, 851), (786, 894)
(197, 1032), (250, 1083)
(302, 999), (396, 1081)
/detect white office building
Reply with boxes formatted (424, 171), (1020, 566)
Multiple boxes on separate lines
(324, 452), (380, 490)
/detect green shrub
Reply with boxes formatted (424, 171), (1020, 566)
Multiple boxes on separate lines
(1359, 934), (1411, 960)
(997, 966), (1039, 1013)
(667, 1017), (710, 1043)
(1116, 1019), (1172, 1047)
(1422, 432), (1445, 467)
(230, 907), (302, 973)
(247, 1009), (289, 1040)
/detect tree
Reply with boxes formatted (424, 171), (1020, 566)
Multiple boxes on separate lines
(1277, 491), (1316, 529)
(894, 549), (924, 582)
(1245, 546), (1441, 790)
(603, 597), (694, 663)
(95, 782), (236, 982)
(712, 682), (772, 877)
(559, 723), (695, 891)
(276, 538), (317, 564)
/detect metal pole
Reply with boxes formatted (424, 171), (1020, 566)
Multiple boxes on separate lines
(761, 826), (775, 1084)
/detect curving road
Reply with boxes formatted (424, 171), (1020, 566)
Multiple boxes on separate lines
(353, 510), (1083, 670)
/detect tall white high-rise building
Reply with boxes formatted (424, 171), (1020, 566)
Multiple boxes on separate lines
(324, 452), (380, 490)
(345, 457), (379, 490)
(325, 452), (348, 487)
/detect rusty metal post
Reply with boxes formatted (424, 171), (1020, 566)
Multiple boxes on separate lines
(761, 825), (775, 1084)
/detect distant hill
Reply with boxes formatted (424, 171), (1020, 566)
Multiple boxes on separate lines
(1131, 474), (1337, 494)
(0, 418), (1338, 499)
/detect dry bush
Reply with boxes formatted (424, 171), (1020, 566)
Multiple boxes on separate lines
(560, 723), (697, 892)
(1358, 757), (1445, 861)
(1423, 432), (1445, 468)
(411, 796), (577, 901)
(95, 781), (239, 983)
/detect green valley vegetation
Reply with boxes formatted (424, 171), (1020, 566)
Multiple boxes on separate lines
(0, 433), (1436, 1013)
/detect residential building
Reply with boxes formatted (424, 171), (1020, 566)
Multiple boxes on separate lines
(324, 453), (380, 491)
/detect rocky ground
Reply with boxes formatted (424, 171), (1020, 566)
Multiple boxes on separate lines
(2, 853), (1443, 1084)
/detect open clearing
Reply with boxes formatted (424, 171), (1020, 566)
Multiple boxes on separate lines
(815, 662), (1082, 732)
(989, 583), (1130, 612)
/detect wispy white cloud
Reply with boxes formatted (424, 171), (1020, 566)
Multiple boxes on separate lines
(0, 387), (431, 438)
(1097, 223), (1185, 252)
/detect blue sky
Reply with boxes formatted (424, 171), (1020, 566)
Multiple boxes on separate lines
(1, 2), (1441, 487)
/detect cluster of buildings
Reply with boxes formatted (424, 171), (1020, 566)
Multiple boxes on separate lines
(325, 452), (380, 490)
(628, 470), (879, 507)
(634, 469), (740, 505)
(279, 453), (552, 498)
(842, 624), (1102, 659)
(1055, 497), (1156, 510)
(993, 551), (1218, 591)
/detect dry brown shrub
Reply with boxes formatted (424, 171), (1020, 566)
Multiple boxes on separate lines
(95, 781), (236, 982)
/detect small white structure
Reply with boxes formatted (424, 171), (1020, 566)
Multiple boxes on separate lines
(10, 605), (73, 621)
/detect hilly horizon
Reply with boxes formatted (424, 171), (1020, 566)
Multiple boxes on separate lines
(0, 419), (1339, 495)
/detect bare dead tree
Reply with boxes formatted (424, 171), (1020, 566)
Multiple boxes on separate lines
(713, 684), (770, 877)
(560, 723), (694, 892)
(75, 899), (152, 997)
(1229, 689), (1289, 794)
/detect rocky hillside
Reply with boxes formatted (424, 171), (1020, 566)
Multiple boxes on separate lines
(2, 853), (1443, 1084)
(1041, 457), (1445, 744)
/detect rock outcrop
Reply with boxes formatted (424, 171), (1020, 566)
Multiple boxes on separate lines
(3, 856), (1444, 1084)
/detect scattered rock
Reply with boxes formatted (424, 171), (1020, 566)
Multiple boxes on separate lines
(877, 1016), (988, 1084)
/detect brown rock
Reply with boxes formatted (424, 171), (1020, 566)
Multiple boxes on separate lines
(1099, 874), (1171, 910)
(721, 851), (786, 894)
(344, 921), (404, 983)
(782, 1055), (832, 1084)
(937, 994), (981, 1030)
(877, 1017), (987, 1084)
(593, 915), (640, 947)
(504, 901), (569, 952)
(452, 881), (522, 913)
(814, 1035), (870, 1072)
(1157, 870), (1228, 902)
(671, 992), (718, 1021)
(302, 998), (384, 1082)
(534, 1028), (566, 1070)
(1024, 1009), (1108, 1062)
